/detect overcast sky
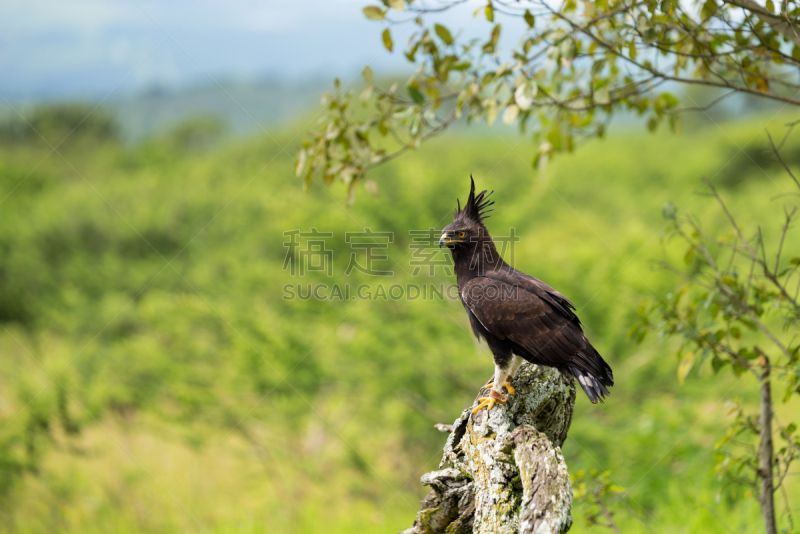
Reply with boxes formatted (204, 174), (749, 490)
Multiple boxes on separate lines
(0, 0), (498, 100)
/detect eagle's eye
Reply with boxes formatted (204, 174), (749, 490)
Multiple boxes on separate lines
(458, 231), (466, 238)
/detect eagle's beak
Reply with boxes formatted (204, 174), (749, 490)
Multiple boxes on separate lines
(440, 232), (456, 248)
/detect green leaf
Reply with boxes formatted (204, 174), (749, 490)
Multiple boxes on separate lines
(739, 317), (757, 331)
(434, 24), (454, 45)
(407, 85), (425, 105)
(678, 351), (694, 384)
(642, 28), (658, 44)
(594, 87), (610, 105)
(731, 361), (747, 376)
(486, 103), (498, 126)
(514, 82), (536, 110)
(669, 114), (682, 134)
(739, 348), (759, 361)
(790, 257), (800, 265)
(721, 275), (737, 287)
(490, 24), (501, 45)
(534, 143), (550, 173)
(532, 151), (543, 170)
(684, 246), (695, 264)
(524, 9), (535, 28)
(547, 127), (562, 150)
(387, 0), (405, 11)
(485, 2), (494, 22)
(662, 201), (677, 220)
(362, 66), (374, 84)
(629, 323), (647, 343)
(730, 327), (741, 340)
(295, 149), (307, 177)
(661, 92), (679, 108)
(362, 6), (385, 20)
(364, 179), (380, 197)
(701, 0), (717, 18)
(359, 86), (373, 102)
(523, 37), (535, 55)
(502, 104), (519, 125)
(382, 28), (393, 52)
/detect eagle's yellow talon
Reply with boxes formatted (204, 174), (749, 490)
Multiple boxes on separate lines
(482, 381), (515, 395)
(472, 390), (507, 414)
(472, 397), (495, 414)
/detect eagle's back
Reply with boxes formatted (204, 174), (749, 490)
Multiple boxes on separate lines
(459, 269), (614, 403)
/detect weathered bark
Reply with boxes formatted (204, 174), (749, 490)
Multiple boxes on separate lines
(402, 363), (576, 534)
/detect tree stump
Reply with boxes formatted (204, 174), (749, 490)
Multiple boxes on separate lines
(402, 363), (576, 534)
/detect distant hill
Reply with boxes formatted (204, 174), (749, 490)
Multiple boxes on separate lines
(110, 78), (332, 140)
(0, 78), (333, 142)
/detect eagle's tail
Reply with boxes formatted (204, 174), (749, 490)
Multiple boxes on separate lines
(568, 347), (614, 404)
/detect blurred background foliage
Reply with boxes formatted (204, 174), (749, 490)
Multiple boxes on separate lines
(0, 101), (799, 533)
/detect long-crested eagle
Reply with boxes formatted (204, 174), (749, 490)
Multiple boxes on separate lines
(439, 177), (614, 414)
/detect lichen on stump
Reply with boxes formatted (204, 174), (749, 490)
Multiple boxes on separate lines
(402, 363), (576, 534)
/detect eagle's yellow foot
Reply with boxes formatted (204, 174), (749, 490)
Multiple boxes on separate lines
(472, 389), (507, 414)
(482, 381), (516, 395)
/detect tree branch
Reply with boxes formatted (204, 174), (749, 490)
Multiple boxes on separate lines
(721, 0), (800, 49)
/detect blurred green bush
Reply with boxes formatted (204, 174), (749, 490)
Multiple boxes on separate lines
(0, 106), (797, 533)
(0, 104), (119, 145)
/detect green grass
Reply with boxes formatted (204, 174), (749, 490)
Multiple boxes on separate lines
(0, 111), (798, 533)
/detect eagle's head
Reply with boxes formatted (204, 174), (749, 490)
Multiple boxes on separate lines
(439, 175), (494, 250)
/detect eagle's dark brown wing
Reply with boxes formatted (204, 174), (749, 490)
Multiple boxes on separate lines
(460, 277), (584, 366)
(460, 275), (613, 402)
